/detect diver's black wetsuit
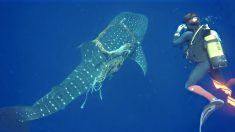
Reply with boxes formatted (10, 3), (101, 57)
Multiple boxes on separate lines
(173, 30), (225, 88)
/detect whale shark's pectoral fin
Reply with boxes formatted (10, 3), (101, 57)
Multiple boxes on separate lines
(130, 45), (147, 75)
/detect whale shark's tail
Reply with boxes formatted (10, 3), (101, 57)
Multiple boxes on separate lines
(0, 106), (31, 132)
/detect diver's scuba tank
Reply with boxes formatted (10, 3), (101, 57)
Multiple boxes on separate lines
(204, 25), (228, 69)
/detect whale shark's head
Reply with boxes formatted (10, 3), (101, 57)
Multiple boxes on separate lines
(98, 12), (148, 52)
(83, 12), (148, 75)
(111, 12), (148, 44)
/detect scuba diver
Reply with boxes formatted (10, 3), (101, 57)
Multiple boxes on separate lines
(173, 13), (235, 131)
(173, 13), (235, 108)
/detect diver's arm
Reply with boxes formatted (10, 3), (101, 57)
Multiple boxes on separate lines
(173, 31), (193, 47)
(173, 24), (189, 47)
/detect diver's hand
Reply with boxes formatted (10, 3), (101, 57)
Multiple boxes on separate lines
(176, 24), (187, 34)
(174, 32), (180, 37)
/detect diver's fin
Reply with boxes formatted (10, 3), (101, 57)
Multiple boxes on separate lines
(130, 45), (147, 75)
(0, 107), (30, 132)
(199, 100), (224, 132)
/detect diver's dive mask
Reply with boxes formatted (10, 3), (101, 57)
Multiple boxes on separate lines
(187, 17), (200, 26)
(185, 16), (200, 30)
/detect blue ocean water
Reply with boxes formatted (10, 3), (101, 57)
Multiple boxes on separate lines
(0, 0), (235, 132)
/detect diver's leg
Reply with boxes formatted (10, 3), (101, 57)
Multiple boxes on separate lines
(226, 78), (235, 88)
(198, 68), (224, 131)
(210, 69), (235, 98)
(185, 61), (215, 101)
(209, 69), (235, 88)
(209, 69), (226, 84)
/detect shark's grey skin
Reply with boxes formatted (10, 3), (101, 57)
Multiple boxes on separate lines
(0, 12), (148, 129)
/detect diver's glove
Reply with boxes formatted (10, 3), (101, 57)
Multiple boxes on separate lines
(174, 24), (187, 37)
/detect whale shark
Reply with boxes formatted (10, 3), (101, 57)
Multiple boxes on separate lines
(0, 12), (148, 132)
